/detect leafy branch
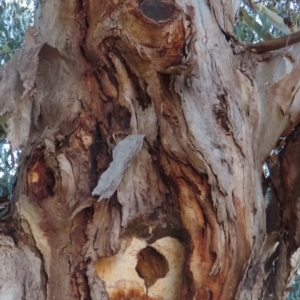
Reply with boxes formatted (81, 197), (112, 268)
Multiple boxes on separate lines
(0, 48), (20, 57)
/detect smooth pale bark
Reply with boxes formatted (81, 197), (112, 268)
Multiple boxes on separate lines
(1, 0), (300, 299)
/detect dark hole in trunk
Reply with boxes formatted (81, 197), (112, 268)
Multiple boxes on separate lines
(139, 0), (174, 22)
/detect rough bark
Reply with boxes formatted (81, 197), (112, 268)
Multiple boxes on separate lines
(1, 0), (300, 299)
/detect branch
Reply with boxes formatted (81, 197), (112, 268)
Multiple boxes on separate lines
(0, 49), (20, 57)
(246, 30), (300, 53)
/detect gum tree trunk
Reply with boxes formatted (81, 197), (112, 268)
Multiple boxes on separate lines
(1, 0), (300, 299)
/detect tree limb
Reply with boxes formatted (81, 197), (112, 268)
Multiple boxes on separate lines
(246, 30), (300, 53)
(0, 49), (20, 57)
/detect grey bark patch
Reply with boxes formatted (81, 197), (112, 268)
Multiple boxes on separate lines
(0, 43), (44, 115)
(92, 134), (145, 201)
(0, 43), (62, 149)
(0, 236), (44, 300)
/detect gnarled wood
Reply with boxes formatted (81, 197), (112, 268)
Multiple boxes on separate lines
(1, 0), (300, 299)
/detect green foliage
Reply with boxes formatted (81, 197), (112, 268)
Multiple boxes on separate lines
(0, 0), (33, 66)
(264, 0), (300, 27)
(235, 4), (261, 43)
(235, 0), (300, 43)
(288, 273), (300, 300)
(0, 143), (19, 195)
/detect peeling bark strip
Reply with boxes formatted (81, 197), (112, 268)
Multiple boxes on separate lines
(92, 134), (144, 200)
(1, 0), (300, 299)
(0, 43), (63, 149)
(0, 44), (41, 149)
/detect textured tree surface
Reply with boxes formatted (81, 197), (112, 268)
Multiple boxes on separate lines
(1, 0), (300, 299)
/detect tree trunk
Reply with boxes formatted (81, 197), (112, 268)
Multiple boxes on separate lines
(1, 0), (300, 299)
